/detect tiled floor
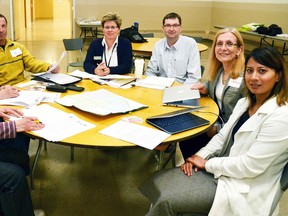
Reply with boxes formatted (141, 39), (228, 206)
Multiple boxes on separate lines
(18, 19), (288, 216)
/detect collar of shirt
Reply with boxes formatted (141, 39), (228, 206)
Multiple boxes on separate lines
(102, 36), (119, 50)
(164, 35), (182, 51)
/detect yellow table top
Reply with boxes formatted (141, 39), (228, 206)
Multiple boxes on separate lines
(132, 38), (208, 55)
(27, 79), (218, 150)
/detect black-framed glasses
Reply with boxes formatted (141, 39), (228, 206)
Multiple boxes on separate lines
(163, 24), (181, 29)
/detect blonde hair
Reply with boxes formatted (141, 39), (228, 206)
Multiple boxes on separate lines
(101, 12), (122, 28)
(205, 28), (245, 81)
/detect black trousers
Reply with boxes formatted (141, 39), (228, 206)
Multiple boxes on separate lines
(0, 162), (34, 216)
(0, 133), (30, 175)
(0, 118), (33, 215)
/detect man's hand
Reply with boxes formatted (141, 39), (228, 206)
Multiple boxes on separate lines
(0, 86), (19, 99)
(15, 117), (45, 132)
(49, 65), (60, 73)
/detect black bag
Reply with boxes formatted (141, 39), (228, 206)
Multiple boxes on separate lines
(256, 26), (269, 35)
(268, 24), (282, 36)
(120, 26), (147, 43)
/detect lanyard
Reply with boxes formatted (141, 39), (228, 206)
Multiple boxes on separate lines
(103, 43), (117, 67)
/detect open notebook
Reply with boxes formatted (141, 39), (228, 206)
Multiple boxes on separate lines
(55, 89), (148, 116)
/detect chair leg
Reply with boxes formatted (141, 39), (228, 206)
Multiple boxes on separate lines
(44, 141), (47, 151)
(154, 143), (177, 171)
(30, 140), (44, 190)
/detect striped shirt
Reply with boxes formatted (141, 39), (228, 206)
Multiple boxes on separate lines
(0, 121), (17, 140)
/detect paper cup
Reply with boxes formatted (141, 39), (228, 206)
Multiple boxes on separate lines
(134, 59), (145, 79)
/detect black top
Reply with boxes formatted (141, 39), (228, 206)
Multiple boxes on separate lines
(232, 110), (250, 143)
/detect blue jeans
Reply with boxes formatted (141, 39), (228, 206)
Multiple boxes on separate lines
(0, 162), (34, 216)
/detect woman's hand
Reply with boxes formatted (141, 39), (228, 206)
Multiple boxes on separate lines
(180, 161), (194, 176)
(186, 155), (207, 170)
(180, 155), (207, 176)
(0, 107), (23, 120)
(190, 82), (207, 95)
(0, 86), (19, 99)
(15, 117), (45, 132)
(94, 62), (110, 76)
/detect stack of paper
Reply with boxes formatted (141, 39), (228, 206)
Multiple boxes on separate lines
(135, 76), (175, 90)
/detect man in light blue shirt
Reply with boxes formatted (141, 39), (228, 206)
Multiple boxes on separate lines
(145, 12), (201, 84)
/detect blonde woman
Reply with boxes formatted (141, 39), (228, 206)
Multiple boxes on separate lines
(84, 12), (132, 75)
(180, 28), (246, 159)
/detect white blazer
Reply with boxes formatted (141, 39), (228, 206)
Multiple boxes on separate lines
(197, 97), (288, 216)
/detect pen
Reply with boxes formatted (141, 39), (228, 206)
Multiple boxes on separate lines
(22, 116), (42, 124)
(121, 78), (137, 87)
(33, 119), (42, 124)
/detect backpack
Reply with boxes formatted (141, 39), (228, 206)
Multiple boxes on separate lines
(120, 26), (147, 43)
(268, 24), (283, 36)
(256, 26), (269, 35)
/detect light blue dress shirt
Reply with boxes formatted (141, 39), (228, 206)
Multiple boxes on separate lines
(145, 35), (201, 84)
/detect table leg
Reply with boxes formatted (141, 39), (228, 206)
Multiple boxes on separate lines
(282, 42), (288, 56)
(71, 146), (74, 161)
(30, 140), (44, 190)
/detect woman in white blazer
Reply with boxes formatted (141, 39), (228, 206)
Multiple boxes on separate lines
(140, 46), (288, 216)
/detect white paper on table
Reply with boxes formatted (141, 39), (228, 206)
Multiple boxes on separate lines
(0, 90), (60, 107)
(135, 76), (175, 90)
(99, 120), (170, 150)
(69, 70), (94, 79)
(22, 104), (95, 142)
(96, 74), (135, 80)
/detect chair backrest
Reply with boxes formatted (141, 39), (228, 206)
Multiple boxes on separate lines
(280, 161), (288, 191)
(141, 33), (154, 38)
(63, 38), (84, 51)
(184, 35), (203, 43)
(191, 36), (202, 43)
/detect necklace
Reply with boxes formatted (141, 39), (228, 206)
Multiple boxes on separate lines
(222, 72), (229, 84)
(103, 43), (117, 67)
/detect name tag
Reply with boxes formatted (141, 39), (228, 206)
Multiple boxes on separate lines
(228, 77), (243, 88)
(10, 48), (22, 57)
(93, 56), (102, 60)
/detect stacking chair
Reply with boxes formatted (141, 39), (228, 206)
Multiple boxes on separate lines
(269, 161), (288, 215)
(62, 38), (85, 72)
